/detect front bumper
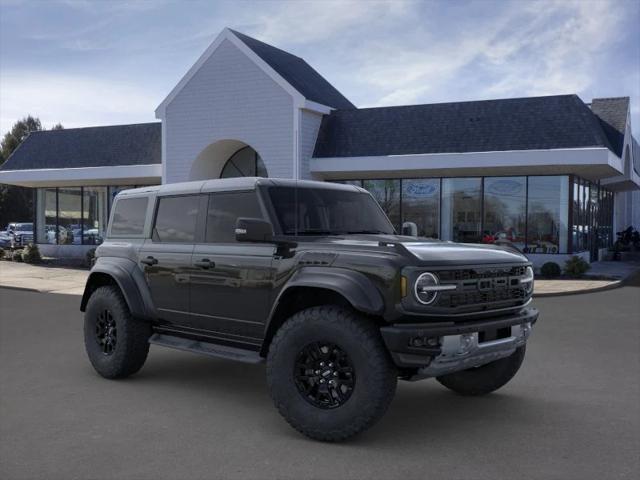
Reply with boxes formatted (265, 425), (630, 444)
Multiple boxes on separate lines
(380, 307), (538, 378)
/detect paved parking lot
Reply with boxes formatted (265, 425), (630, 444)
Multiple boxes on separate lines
(1, 279), (639, 480)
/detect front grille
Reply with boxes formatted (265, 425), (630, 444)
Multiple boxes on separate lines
(437, 266), (526, 282)
(433, 265), (530, 311)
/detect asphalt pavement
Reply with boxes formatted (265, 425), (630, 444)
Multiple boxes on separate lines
(1, 279), (639, 480)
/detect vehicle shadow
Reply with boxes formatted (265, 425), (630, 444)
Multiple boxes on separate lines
(132, 349), (563, 447)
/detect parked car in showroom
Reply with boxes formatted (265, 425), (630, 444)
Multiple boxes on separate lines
(81, 178), (538, 442)
(3, 222), (34, 249)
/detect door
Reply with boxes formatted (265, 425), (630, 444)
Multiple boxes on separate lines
(189, 191), (275, 345)
(138, 194), (201, 325)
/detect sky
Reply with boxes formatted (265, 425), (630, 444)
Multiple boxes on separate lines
(0, 0), (639, 135)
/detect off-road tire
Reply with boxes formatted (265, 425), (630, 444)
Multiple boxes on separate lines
(84, 285), (151, 379)
(436, 345), (526, 396)
(267, 305), (397, 442)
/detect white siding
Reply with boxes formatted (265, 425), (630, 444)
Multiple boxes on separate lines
(163, 39), (294, 183)
(299, 110), (324, 180)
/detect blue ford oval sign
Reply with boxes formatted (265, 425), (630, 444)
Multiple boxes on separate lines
(405, 182), (438, 197)
(487, 179), (523, 195)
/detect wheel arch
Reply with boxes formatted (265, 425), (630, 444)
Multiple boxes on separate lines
(260, 268), (385, 356)
(80, 259), (153, 320)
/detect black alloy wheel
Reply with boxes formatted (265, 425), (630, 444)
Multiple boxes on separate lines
(95, 309), (117, 355)
(294, 342), (356, 409)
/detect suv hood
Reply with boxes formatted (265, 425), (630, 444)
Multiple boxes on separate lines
(321, 235), (529, 266)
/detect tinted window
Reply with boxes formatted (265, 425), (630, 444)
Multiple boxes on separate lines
(154, 195), (200, 243)
(110, 197), (148, 236)
(205, 192), (262, 243)
(268, 186), (394, 235)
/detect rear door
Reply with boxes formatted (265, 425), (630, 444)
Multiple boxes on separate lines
(138, 194), (202, 325)
(189, 191), (275, 345)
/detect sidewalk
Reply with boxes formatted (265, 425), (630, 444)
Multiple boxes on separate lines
(1, 260), (638, 297)
(0, 262), (88, 295)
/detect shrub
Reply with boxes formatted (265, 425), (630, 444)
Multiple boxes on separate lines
(13, 250), (24, 262)
(86, 248), (97, 267)
(540, 262), (561, 278)
(21, 243), (42, 263)
(564, 256), (590, 277)
(0, 248), (5, 260)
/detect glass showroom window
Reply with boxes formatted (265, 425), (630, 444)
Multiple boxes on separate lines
(83, 187), (107, 245)
(57, 188), (82, 245)
(441, 178), (482, 243)
(36, 188), (57, 244)
(526, 176), (569, 254)
(362, 179), (401, 231)
(483, 177), (526, 251)
(220, 147), (268, 178)
(402, 179), (440, 238)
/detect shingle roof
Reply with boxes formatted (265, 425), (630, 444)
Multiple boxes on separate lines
(590, 97), (629, 157)
(230, 29), (355, 110)
(313, 94), (616, 158)
(1, 122), (161, 171)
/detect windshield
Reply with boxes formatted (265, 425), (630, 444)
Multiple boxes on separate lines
(268, 186), (395, 236)
(14, 223), (33, 231)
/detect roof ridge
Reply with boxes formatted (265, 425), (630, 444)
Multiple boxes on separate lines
(592, 96), (630, 101)
(228, 29), (304, 61)
(28, 121), (160, 134)
(337, 94), (579, 113)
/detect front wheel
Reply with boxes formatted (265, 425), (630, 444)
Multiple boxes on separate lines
(267, 305), (397, 442)
(84, 286), (151, 379)
(436, 345), (526, 396)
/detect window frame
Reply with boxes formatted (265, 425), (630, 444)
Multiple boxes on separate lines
(108, 195), (151, 239)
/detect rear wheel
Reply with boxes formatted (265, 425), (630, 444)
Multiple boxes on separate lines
(436, 345), (526, 396)
(84, 286), (151, 379)
(267, 305), (397, 442)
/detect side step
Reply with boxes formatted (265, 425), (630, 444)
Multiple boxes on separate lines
(149, 333), (264, 364)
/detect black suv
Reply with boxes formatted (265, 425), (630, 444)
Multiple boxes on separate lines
(81, 178), (538, 441)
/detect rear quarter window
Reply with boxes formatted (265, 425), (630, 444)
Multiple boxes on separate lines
(110, 197), (149, 236)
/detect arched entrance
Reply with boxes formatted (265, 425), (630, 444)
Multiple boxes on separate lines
(189, 139), (268, 180)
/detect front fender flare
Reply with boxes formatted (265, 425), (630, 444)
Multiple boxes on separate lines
(268, 266), (385, 322)
(80, 258), (154, 320)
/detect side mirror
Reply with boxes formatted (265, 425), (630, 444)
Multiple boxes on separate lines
(235, 217), (274, 243)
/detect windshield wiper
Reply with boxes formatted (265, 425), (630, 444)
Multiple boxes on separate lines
(345, 230), (390, 235)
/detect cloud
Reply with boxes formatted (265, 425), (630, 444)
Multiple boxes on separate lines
(0, 71), (158, 133)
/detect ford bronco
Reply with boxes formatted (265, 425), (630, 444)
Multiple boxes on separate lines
(81, 178), (538, 441)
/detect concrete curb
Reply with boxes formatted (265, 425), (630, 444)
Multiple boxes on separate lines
(0, 285), (41, 294)
(533, 280), (623, 298)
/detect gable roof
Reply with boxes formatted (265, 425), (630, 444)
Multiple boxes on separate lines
(590, 97), (629, 157)
(313, 94), (616, 158)
(229, 30), (355, 110)
(0, 122), (161, 171)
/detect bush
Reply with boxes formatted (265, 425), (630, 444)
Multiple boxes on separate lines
(564, 256), (590, 277)
(12, 250), (24, 262)
(0, 248), (5, 260)
(21, 243), (42, 263)
(86, 248), (97, 267)
(540, 262), (561, 278)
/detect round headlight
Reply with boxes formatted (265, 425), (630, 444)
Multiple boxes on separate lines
(521, 266), (534, 293)
(414, 272), (441, 305)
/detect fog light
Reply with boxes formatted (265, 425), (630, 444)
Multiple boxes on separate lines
(458, 334), (475, 355)
(410, 337), (424, 347)
(520, 324), (531, 340)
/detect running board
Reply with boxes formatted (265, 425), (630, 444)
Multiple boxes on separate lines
(149, 333), (264, 364)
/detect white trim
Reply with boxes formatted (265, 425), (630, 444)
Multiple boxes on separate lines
(161, 121), (167, 184)
(303, 99), (333, 114)
(310, 147), (622, 179)
(155, 28), (305, 118)
(0, 164), (162, 187)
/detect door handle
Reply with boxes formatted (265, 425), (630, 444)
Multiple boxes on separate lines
(194, 258), (214, 269)
(141, 256), (158, 266)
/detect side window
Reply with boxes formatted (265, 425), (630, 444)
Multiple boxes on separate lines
(153, 195), (200, 243)
(205, 192), (263, 243)
(110, 197), (148, 236)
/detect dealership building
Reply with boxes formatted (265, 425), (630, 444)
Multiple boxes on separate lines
(1, 28), (638, 266)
